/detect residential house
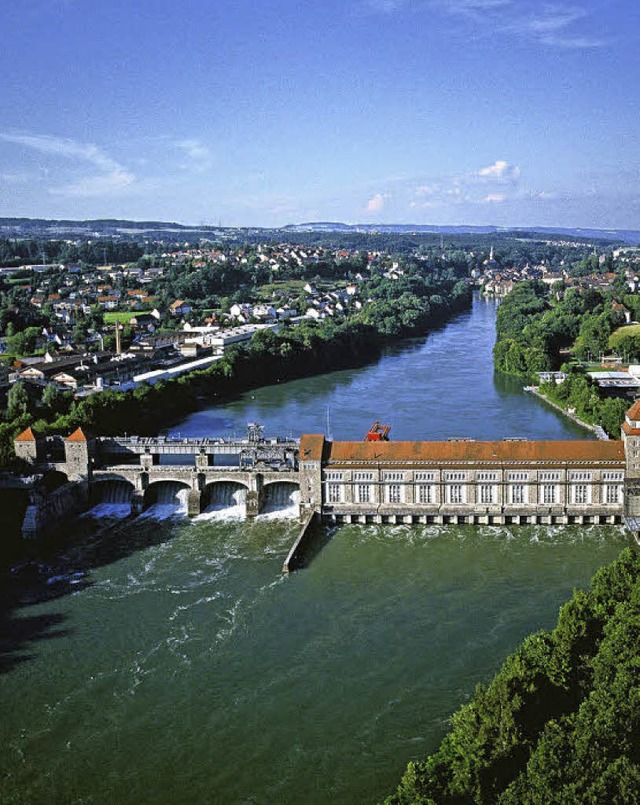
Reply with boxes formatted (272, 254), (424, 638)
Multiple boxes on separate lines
(169, 300), (192, 316)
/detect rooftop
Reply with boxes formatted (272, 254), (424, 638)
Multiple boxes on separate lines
(67, 427), (90, 443)
(15, 427), (36, 442)
(321, 439), (626, 465)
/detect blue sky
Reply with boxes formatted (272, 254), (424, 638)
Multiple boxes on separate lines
(0, 0), (638, 228)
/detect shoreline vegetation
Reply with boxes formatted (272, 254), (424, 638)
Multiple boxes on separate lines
(387, 547), (640, 804)
(493, 281), (631, 438)
(0, 271), (471, 468)
(525, 386), (608, 440)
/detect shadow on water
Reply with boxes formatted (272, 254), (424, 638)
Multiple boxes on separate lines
(0, 490), (184, 675)
(286, 519), (336, 572)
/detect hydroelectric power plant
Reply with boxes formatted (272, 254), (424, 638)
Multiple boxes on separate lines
(13, 399), (640, 549)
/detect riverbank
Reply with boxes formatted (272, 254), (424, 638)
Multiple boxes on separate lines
(525, 385), (609, 439)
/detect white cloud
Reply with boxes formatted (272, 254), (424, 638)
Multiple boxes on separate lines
(52, 170), (135, 198)
(173, 139), (213, 172)
(0, 171), (30, 185)
(366, 192), (386, 213)
(365, 0), (608, 48)
(502, 5), (606, 48)
(478, 160), (520, 181)
(408, 160), (521, 210)
(0, 132), (136, 197)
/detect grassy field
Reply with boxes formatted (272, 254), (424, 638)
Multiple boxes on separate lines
(609, 324), (640, 349)
(104, 310), (152, 324)
(256, 280), (306, 300)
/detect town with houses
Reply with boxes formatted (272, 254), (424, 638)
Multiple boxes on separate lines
(2, 235), (640, 405)
(0, 242), (378, 398)
(478, 243), (640, 298)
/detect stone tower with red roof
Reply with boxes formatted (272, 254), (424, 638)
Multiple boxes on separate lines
(64, 427), (95, 481)
(14, 427), (40, 464)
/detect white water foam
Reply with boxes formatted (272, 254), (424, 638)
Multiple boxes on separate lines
(197, 482), (247, 521)
(195, 504), (246, 522)
(139, 503), (187, 521)
(84, 481), (133, 518)
(255, 503), (300, 521)
(256, 484), (300, 521)
(139, 486), (189, 520)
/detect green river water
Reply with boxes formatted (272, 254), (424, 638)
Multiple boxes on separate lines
(0, 297), (630, 804)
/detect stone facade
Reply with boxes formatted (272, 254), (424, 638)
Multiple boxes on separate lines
(298, 434), (628, 526)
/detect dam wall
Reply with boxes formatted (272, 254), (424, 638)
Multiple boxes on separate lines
(14, 398), (640, 537)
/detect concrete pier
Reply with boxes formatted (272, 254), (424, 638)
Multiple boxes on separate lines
(282, 512), (318, 573)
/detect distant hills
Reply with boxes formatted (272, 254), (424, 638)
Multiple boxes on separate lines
(283, 222), (640, 244)
(1, 217), (640, 245)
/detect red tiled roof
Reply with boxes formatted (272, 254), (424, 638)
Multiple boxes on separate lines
(15, 427), (36, 442)
(300, 434), (325, 461)
(626, 400), (640, 421)
(67, 427), (89, 442)
(323, 439), (625, 465)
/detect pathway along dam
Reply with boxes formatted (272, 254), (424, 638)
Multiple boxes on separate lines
(0, 296), (632, 805)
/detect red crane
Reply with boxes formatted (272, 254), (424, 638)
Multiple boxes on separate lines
(365, 421), (391, 441)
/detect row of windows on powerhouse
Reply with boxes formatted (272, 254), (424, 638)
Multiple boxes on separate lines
(325, 482), (623, 505)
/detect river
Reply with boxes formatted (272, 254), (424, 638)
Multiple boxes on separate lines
(0, 296), (629, 804)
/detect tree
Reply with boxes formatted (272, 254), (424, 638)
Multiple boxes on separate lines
(7, 381), (30, 419)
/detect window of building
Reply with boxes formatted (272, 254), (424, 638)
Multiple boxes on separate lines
(383, 472), (404, 482)
(444, 472), (467, 481)
(572, 484), (590, 505)
(415, 472), (436, 482)
(448, 484), (464, 504)
(477, 472), (498, 482)
(541, 484), (557, 504)
(356, 484), (371, 503)
(510, 484), (527, 505)
(354, 471), (374, 481)
(480, 484), (495, 504)
(603, 472), (624, 481)
(605, 484), (622, 504)
(327, 483), (343, 503)
(540, 472), (561, 482)
(570, 471), (592, 482)
(417, 484), (434, 504)
(324, 471), (343, 481)
(387, 484), (402, 504)
(509, 472), (529, 482)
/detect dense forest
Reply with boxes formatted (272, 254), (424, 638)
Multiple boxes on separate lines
(494, 281), (623, 377)
(387, 547), (640, 804)
(493, 277), (640, 379)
